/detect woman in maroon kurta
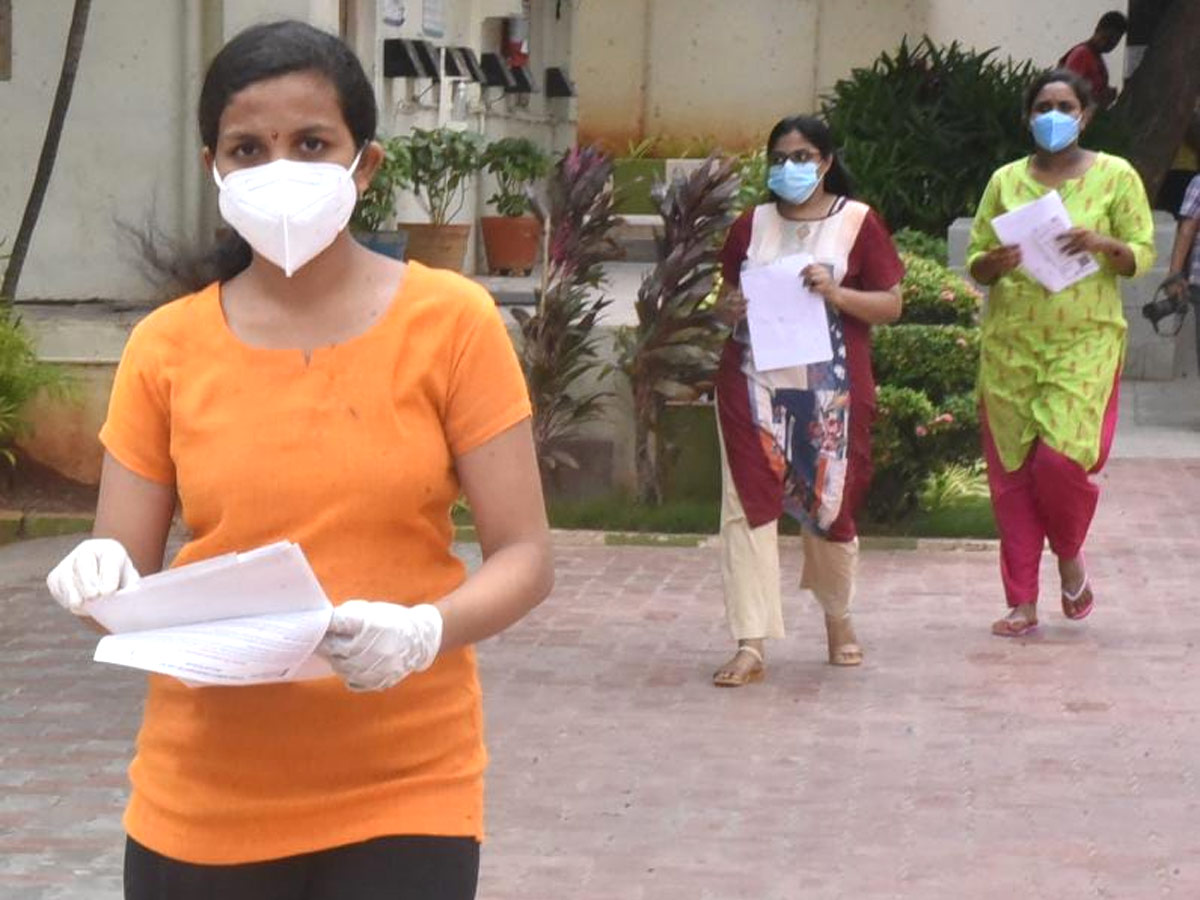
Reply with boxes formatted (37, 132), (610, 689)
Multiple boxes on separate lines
(711, 115), (904, 686)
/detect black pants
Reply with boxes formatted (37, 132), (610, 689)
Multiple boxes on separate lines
(124, 834), (479, 900)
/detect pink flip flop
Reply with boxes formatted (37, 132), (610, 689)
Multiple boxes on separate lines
(991, 616), (1039, 638)
(1062, 578), (1094, 621)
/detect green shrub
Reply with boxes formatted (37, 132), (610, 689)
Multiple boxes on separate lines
(919, 461), (988, 513)
(898, 252), (982, 326)
(869, 385), (981, 522)
(0, 315), (70, 466)
(872, 324), (979, 402)
(928, 392), (981, 467)
(870, 385), (936, 520)
(732, 148), (768, 214)
(823, 37), (1037, 236)
(892, 228), (948, 264)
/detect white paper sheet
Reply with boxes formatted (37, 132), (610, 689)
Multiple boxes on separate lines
(740, 253), (833, 372)
(85, 542), (333, 687)
(990, 190), (1099, 294)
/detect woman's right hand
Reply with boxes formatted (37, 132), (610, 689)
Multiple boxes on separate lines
(46, 538), (141, 615)
(715, 287), (747, 326)
(972, 244), (1022, 285)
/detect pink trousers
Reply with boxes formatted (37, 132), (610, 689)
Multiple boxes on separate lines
(981, 382), (1120, 607)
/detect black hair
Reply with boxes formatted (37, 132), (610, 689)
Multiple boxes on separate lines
(199, 21), (376, 150)
(1023, 67), (1094, 116)
(145, 21), (377, 292)
(1097, 11), (1128, 34)
(765, 115), (854, 200)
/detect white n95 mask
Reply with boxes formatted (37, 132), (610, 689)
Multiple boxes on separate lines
(213, 151), (362, 277)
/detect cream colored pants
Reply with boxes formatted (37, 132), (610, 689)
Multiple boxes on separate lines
(717, 407), (858, 641)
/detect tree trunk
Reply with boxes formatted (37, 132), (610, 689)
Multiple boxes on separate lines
(1112, 0), (1200, 199)
(633, 389), (662, 506)
(1, 0), (93, 301)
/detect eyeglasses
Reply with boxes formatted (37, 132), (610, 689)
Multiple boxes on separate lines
(768, 149), (820, 166)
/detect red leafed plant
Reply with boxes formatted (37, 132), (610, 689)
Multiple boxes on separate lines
(614, 155), (739, 504)
(512, 146), (623, 472)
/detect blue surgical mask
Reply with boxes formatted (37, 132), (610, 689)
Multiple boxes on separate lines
(768, 160), (821, 205)
(1031, 111), (1081, 153)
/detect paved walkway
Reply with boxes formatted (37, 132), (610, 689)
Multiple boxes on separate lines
(3, 396), (1200, 898)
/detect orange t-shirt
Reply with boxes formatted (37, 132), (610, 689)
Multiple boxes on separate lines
(98, 262), (531, 865)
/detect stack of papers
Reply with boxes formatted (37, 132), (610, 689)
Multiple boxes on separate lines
(740, 253), (833, 372)
(990, 190), (1099, 293)
(84, 541), (333, 687)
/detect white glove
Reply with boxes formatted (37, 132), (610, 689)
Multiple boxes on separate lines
(319, 600), (443, 692)
(46, 538), (142, 615)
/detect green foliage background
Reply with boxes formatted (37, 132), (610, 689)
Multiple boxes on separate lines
(822, 37), (1037, 235)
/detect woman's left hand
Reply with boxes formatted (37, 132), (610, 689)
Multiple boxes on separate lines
(1056, 228), (1114, 257)
(319, 599), (444, 691)
(801, 263), (841, 306)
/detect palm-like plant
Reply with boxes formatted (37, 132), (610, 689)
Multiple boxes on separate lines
(512, 146), (623, 472)
(0, 307), (72, 468)
(616, 156), (739, 504)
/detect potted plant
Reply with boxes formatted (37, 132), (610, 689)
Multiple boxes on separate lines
(350, 135), (412, 260)
(479, 137), (551, 276)
(399, 126), (485, 270)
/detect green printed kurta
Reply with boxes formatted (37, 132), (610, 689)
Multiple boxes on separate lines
(967, 153), (1155, 472)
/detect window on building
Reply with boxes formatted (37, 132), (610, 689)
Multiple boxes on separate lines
(0, 0), (12, 82)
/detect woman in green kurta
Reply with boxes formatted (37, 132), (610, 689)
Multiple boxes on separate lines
(967, 68), (1155, 638)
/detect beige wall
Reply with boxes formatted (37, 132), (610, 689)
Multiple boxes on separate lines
(572, 0), (650, 149)
(575, 0), (1129, 151)
(813, 0), (928, 99)
(576, 0), (822, 152)
(644, 0), (820, 153)
(924, 0), (1125, 78)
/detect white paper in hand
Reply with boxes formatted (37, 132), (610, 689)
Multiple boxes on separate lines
(85, 542), (334, 687)
(990, 190), (1099, 293)
(740, 253), (833, 372)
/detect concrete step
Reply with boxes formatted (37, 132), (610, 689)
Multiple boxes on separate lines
(17, 300), (148, 364)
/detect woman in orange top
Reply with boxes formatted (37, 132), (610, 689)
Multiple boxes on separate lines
(43, 21), (553, 900)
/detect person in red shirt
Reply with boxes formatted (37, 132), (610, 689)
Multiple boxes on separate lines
(1059, 11), (1128, 109)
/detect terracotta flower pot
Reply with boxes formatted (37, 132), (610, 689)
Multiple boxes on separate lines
(402, 223), (471, 270)
(480, 215), (542, 275)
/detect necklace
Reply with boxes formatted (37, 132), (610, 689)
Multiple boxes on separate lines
(783, 196), (842, 242)
(793, 197), (842, 247)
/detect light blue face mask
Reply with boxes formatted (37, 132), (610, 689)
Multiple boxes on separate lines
(767, 160), (821, 205)
(1031, 110), (1081, 153)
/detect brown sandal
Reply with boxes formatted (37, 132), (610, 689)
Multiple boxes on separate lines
(712, 644), (765, 687)
(825, 614), (863, 666)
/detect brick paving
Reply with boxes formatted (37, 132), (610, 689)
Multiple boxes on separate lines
(3, 457), (1200, 898)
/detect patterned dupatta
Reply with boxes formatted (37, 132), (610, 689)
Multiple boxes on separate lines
(730, 199), (871, 534)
